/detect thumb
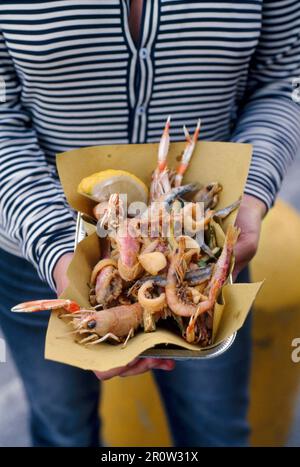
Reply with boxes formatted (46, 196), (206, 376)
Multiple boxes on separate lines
(233, 231), (257, 280)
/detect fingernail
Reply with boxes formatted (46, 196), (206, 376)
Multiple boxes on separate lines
(159, 362), (174, 371)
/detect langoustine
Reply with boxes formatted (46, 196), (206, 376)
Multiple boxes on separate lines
(12, 299), (144, 347)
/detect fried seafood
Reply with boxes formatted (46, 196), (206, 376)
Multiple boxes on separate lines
(12, 117), (241, 349)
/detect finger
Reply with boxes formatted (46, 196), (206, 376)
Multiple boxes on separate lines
(94, 365), (129, 381)
(120, 358), (174, 377)
(94, 358), (156, 380)
(232, 262), (246, 282)
(94, 357), (176, 380)
(234, 236), (253, 265)
(233, 256), (249, 282)
(233, 234), (257, 280)
(94, 356), (142, 380)
(125, 358), (140, 368)
(156, 359), (176, 371)
(119, 358), (158, 377)
(148, 358), (175, 371)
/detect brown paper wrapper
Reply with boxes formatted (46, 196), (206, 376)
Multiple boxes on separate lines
(45, 141), (263, 371)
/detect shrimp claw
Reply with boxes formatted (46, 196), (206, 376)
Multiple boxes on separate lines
(11, 299), (80, 313)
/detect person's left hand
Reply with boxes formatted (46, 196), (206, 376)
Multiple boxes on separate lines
(233, 194), (267, 280)
(94, 358), (175, 381)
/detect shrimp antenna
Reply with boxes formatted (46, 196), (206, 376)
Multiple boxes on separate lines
(175, 119), (201, 187)
(158, 115), (171, 172)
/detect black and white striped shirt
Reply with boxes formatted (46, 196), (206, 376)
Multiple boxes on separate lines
(0, 1), (300, 289)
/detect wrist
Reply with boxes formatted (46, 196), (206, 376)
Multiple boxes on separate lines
(53, 252), (74, 296)
(241, 194), (267, 220)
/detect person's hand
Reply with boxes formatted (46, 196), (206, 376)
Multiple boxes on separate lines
(233, 194), (267, 280)
(94, 358), (175, 381)
(53, 252), (74, 296)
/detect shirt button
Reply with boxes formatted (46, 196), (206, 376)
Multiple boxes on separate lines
(139, 48), (148, 59)
(137, 106), (145, 115)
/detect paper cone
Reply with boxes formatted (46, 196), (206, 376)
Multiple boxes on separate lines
(45, 141), (263, 371)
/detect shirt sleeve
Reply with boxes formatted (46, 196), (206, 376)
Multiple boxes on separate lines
(231, 0), (300, 209)
(0, 29), (76, 291)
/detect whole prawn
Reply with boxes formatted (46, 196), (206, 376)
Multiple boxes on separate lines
(12, 299), (144, 347)
(115, 219), (143, 281)
(186, 224), (240, 343)
(99, 193), (143, 282)
(69, 302), (143, 346)
(165, 237), (201, 317)
(90, 237), (122, 307)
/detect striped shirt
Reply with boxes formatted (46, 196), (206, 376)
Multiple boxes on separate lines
(0, 0), (300, 290)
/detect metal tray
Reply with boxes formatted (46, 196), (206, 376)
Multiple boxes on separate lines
(140, 333), (236, 360)
(74, 212), (236, 360)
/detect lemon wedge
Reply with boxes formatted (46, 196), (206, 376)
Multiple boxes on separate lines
(78, 169), (148, 205)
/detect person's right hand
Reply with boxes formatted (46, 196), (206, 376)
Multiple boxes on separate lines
(53, 252), (74, 297)
(94, 358), (175, 381)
